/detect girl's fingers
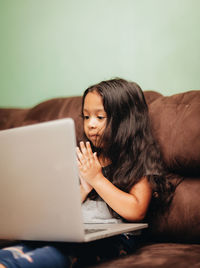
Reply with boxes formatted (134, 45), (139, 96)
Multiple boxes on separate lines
(77, 141), (97, 167)
(76, 147), (85, 164)
(79, 141), (94, 160)
(80, 141), (88, 156)
(93, 152), (99, 164)
(76, 158), (81, 167)
(76, 145), (91, 167)
(86, 141), (93, 156)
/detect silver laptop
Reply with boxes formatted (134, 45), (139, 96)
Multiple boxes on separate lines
(0, 118), (148, 242)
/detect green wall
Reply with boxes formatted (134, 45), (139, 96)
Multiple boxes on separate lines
(0, 0), (200, 107)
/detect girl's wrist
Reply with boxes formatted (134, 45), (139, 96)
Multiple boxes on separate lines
(80, 185), (91, 203)
(81, 184), (92, 195)
(91, 173), (105, 188)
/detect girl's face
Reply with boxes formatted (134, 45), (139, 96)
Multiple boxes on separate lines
(83, 91), (107, 148)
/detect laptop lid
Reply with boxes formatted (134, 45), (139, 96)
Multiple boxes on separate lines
(0, 118), (148, 242)
(0, 118), (87, 242)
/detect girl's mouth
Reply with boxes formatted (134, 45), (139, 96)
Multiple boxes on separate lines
(89, 134), (98, 140)
(88, 134), (101, 144)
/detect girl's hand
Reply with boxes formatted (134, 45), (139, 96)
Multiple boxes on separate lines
(79, 175), (93, 194)
(76, 141), (102, 186)
(79, 175), (93, 203)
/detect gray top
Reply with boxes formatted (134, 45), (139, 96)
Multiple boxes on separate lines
(82, 198), (122, 223)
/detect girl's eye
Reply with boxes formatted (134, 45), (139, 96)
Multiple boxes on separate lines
(97, 116), (105, 120)
(83, 115), (89, 120)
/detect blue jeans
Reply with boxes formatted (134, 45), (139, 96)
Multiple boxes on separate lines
(0, 234), (139, 268)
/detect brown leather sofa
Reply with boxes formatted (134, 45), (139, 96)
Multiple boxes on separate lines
(0, 90), (200, 267)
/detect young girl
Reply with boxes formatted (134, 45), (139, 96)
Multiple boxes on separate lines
(0, 78), (175, 268)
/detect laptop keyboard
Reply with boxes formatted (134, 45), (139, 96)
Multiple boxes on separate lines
(85, 228), (106, 234)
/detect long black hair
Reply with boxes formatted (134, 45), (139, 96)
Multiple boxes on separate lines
(82, 78), (176, 215)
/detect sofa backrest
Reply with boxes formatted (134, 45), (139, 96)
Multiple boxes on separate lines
(149, 90), (200, 176)
(2, 90), (199, 176)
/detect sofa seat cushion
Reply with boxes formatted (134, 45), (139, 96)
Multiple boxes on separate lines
(90, 243), (200, 268)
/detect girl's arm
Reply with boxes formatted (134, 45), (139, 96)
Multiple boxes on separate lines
(90, 174), (152, 221)
(77, 142), (152, 222)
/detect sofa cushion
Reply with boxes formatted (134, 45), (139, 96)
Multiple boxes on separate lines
(0, 108), (28, 130)
(146, 177), (200, 243)
(148, 90), (200, 175)
(90, 243), (200, 268)
(144, 90), (163, 105)
(24, 97), (85, 143)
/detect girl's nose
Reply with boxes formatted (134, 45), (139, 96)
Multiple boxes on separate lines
(88, 117), (97, 128)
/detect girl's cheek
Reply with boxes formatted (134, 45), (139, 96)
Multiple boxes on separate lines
(83, 126), (90, 141)
(83, 123), (87, 133)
